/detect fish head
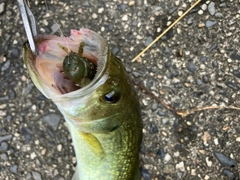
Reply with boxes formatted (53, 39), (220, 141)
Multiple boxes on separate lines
(23, 29), (140, 134)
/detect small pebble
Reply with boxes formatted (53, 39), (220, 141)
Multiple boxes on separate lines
(174, 83), (183, 88)
(163, 164), (174, 174)
(187, 17), (193, 25)
(92, 13), (98, 19)
(198, 10), (203, 15)
(201, 4), (207, 11)
(21, 127), (32, 143)
(201, 131), (210, 145)
(0, 153), (7, 161)
(51, 23), (61, 34)
(200, 56), (208, 62)
(98, 7), (104, 13)
(164, 47), (170, 54)
(187, 61), (196, 72)
(144, 36), (153, 47)
(57, 144), (62, 151)
(30, 152), (36, 159)
(169, 7), (177, 14)
(111, 47), (119, 55)
(208, 2), (216, 15)
(10, 165), (18, 174)
(232, 71), (240, 78)
(0, 135), (13, 143)
(215, 12), (223, 18)
(1, 60), (10, 71)
(163, 153), (172, 163)
(214, 152), (237, 167)
(207, 42), (218, 52)
(149, 123), (159, 134)
(222, 169), (235, 180)
(191, 169), (196, 176)
(121, 14), (128, 21)
(225, 81), (239, 90)
(230, 52), (240, 60)
(32, 171), (42, 180)
(42, 114), (61, 131)
(166, 29), (174, 39)
(176, 161), (185, 172)
(151, 103), (158, 112)
(206, 157), (213, 167)
(24, 84), (34, 95)
(196, 79), (202, 85)
(205, 20), (217, 28)
(202, 75), (209, 84)
(157, 148), (165, 159)
(157, 110), (166, 116)
(204, 175), (210, 180)
(132, 71), (143, 78)
(0, 3), (5, 14)
(212, 60), (218, 67)
(178, 10), (183, 16)
(128, 1), (135, 6)
(140, 167), (150, 180)
(0, 142), (8, 151)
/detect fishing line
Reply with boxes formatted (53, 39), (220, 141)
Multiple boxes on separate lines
(131, 0), (202, 62)
(43, 0), (71, 52)
(43, 0), (73, 66)
(43, 0), (63, 36)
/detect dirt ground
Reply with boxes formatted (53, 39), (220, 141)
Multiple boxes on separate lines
(0, 0), (240, 179)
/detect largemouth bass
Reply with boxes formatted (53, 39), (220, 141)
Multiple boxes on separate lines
(22, 29), (142, 180)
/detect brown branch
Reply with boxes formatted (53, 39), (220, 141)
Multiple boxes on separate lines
(133, 80), (240, 118)
(132, 79), (177, 115)
(176, 106), (240, 117)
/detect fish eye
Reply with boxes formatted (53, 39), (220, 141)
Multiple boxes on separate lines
(102, 90), (121, 103)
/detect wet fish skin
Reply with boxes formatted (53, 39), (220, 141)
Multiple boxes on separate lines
(23, 29), (142, 180)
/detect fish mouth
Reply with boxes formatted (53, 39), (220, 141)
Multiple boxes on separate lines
(24, 29), (108, 98)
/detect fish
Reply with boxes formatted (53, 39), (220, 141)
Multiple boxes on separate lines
(22, 28), (142, 180)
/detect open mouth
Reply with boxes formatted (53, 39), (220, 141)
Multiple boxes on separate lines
(33, 29), (104, 95)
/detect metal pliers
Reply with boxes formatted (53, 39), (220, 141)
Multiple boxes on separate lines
(17, 0), (38, 55)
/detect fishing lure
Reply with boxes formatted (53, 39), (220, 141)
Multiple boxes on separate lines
(58, 42), (97, 87)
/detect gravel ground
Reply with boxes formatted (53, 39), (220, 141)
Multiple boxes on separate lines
(0, 0), (240, 179)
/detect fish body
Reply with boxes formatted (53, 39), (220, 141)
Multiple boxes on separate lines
(23, 29), (142, 180)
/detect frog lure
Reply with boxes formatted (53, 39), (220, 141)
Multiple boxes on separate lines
(58, 42), (97, 88)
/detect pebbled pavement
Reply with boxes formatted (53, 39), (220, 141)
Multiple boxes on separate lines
(0, 0), (240, 179)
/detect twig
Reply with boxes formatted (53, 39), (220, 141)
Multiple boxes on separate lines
(176, 106), (240, 117)
(132, 80), (177, 115)
(131, 0), (202, 62)
(133, 80), (240, 118)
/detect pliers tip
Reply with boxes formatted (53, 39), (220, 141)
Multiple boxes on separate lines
(17, 0), (38, 56)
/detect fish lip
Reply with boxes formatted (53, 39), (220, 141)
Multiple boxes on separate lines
(24, 29), (110, 100)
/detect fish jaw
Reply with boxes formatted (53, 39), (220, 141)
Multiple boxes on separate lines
(23, 29), (108, 99)
(23, 29), (142, 180)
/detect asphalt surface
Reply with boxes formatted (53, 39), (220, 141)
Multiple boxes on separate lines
(0, 0), (240, 179)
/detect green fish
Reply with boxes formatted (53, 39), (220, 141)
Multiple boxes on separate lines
(22, 29), (142, 180)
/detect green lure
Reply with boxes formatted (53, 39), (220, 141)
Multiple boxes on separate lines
(59, 42), (97, 87)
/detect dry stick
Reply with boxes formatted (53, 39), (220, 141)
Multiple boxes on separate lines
(177, 106), (240, 117)
(134, 80), (240, 117)
(131, 0), (202, 62)
(132, 80), (177, 114)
